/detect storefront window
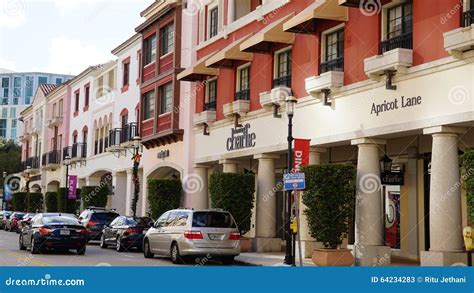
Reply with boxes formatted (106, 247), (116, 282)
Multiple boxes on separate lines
(142, 90), (155, 120)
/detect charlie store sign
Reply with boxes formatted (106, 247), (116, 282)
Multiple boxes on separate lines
(371, 96), (422, 116)
(226, 124), (256, 151)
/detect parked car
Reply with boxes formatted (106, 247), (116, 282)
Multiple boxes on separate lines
(17, 213), (36, 233)
(100, 216), (153, 252)
(0, 211), (12, 229)
(143, 209), (241, 264)
(5, 212), (26, 232)
(78, 207), (119, 241)
(19, 213), (87, 255)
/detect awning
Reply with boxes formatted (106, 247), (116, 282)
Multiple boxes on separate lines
(177, 53), (219, 82)
(205, 35), (253, 68)
(283, 0), (348, 34)
(240, 14), (295, 53)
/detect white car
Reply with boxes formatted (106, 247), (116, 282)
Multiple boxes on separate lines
(143, 209), (241, 264)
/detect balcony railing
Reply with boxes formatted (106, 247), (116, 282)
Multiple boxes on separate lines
(109, 122), (139, 147)
(123, 122), (139, 143)
(204, 101), (216, 111)
(109, 128), (123, 147)
(380, 33), (413, 54)
(272, 75), (292, 88)
(63, 143), (87, 160)
(320, 57), (344, 74)
(464, 9), (474, 27)
(41, 150), (61, 167)
(20, 156), (40, 172)
(235, 89), (250, 101)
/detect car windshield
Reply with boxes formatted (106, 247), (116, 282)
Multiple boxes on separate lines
(43, 213), (77, 219)
(192, 212), (236, 228)
(91, 213), (118, 222)
(42, 216), (81, 225)
(125, 217), (152, 226)
(14, 213), (26, 219)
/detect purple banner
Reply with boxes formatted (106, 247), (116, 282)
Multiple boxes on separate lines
(68, 175), (78, 200)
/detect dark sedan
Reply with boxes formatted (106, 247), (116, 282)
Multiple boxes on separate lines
(100, 216), (153, 252)
(0, 211), (12, 229)
(19, 213), (87, 255)
(5, 212), (26, 232)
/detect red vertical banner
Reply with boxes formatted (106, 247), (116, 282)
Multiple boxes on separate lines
(293, 138), (311, 172)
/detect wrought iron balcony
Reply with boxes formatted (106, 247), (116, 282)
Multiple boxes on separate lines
(235, 89), (250, 101)
(20, 156), (40, 172)
(320, 57), (344, 74)
(63, 143), (87, 161)
(464, 9), (474, 27)
(123, 122), (139, 144)
(41, 150), (61, 168)
(380, 33), (413, 54)
(272, 75), (292, 88)
(108, 122), (139, 148)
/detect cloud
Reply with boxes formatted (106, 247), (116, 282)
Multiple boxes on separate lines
(0, 0), (27, 28)
(47, 36), (113, 75)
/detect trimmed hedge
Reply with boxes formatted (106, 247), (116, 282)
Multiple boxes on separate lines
(81, 186), (109, 209)
(57, 188), (81, 214)
(27, 192), (43, 213)
(209, 172), (255, 235)
(301, 164), (356, 249)
(148, 178), (182, 219)
(462, 149), (474, 225)
(45, 192), (58, 212)
(12, 192), (27, 212)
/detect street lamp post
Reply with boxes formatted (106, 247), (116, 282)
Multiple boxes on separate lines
(2, 171), (6, 211)
(284, 96), (297, 265)
(63, 155), (71, 212)
(130, 136), (141, 217)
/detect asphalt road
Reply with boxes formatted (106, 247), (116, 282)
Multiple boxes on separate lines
(0, 230), (237, 267)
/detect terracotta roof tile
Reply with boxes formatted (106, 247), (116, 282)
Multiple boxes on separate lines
(39, 83), (57, 96)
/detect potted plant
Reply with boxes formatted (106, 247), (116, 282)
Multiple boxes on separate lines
(209, 172), (255, 252)
(301, 163), (356, 266)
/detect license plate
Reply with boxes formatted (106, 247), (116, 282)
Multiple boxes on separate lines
(209, 234), (224, 240)
(60, 229), (70, 236)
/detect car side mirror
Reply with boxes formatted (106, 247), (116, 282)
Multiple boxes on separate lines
(154, 222), (161, 228)
(148, 222), (154, 228)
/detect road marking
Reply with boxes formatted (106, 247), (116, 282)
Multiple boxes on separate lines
(0, 248), (52, 266)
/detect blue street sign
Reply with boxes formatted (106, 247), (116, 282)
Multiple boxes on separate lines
(283, 173), (306, 191)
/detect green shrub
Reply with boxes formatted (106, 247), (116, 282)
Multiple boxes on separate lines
(148, 179), (182, 219)
(12, 192), (27, 212)
(462, 149), (474, 225)
(45, 192), (58, 212)
(27, 192), (43, 213)
(81, 186), (109, 209)
(301, 164), (356, 249)
(209, 172), (255, 235)
(57, 188), (81, 214)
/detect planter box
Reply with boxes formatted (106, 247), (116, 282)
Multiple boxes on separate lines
(305, 71), (344, 97)
(223, 100), (250, 117)
(444, 25), (474, 57)
(364, 48), (413, 78)
(312, 248), (354, 266)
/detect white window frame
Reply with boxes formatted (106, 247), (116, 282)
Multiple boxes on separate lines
(380, 0), (410, 42)
(205, 77), (218, 104)
(235, 63), (251, 93)
(273, 46), (292, 79)
(320, 23), (345, 65)
(207, 1), (220, 40)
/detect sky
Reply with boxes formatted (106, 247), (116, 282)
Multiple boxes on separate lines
(0, 0), (150, 75)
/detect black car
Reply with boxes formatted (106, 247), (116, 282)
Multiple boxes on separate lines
(78, 207), (119, 241)
(0, 211), (12, 229)
(100, 216), (153, 252)
(19, 213), (87, 255)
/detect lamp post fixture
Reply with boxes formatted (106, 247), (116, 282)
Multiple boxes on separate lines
(284, 95), (297, 266)
(380, 154), (393, 173)
(130, 136), (142, 217)
(63, 155), (71, 212)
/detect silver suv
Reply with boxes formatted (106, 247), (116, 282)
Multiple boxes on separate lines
(143, 209), (241, 264)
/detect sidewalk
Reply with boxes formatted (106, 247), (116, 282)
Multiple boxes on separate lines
(235, 252), (316, 266)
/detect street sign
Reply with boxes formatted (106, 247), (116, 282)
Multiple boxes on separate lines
(283, 173), (306, 191)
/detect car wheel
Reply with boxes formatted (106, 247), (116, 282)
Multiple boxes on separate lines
(170, 242), (184, 265)
(30, 239), (40, 254)
(221, 256), (235, 265)
(143, 239), (154, 259)
(19, 235), (26, 250)
(116, 237), (125, 252)
(100, 235), (108, 249)
(77, 246), (86, 255)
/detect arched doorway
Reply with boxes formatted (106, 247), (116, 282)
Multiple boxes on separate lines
(46, 180), (60, 192)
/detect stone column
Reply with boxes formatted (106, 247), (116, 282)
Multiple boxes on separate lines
(227, 0), (235, 23)
(219, 159), (238, 173)
(189, 164), (210, 210)
(421, 126), (466, 266)
(111, 171), (127, 215)
(253, 154), (280, 252)
(125, 169), (133, 216)
(351, 138), (391, 266)
(298, 147), (327, 258)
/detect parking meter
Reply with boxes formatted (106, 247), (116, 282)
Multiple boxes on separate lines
(463, 227), (472, 266)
